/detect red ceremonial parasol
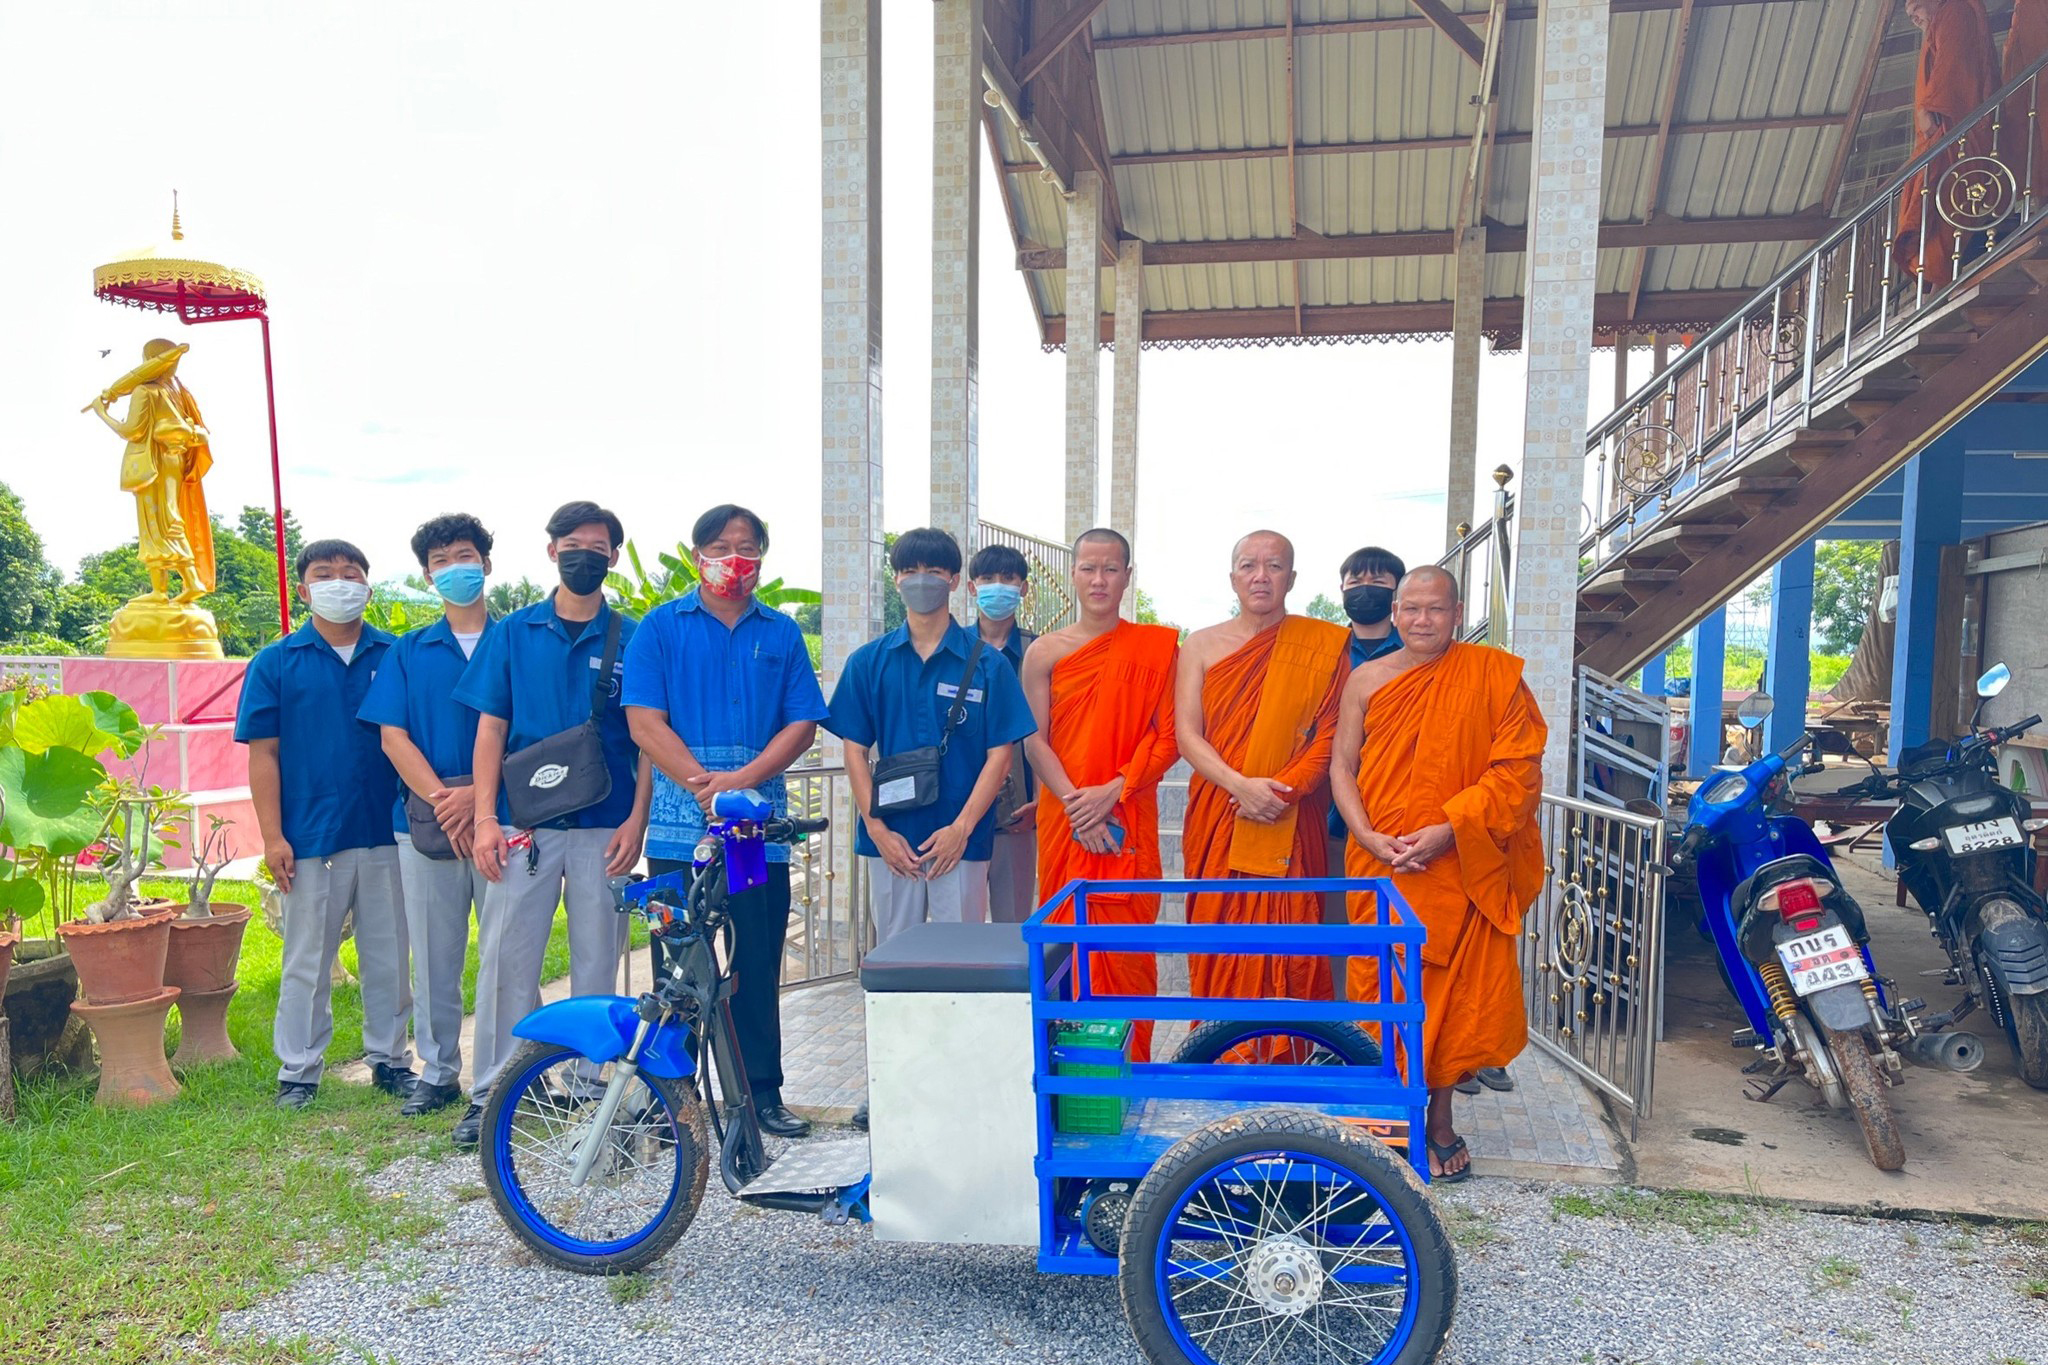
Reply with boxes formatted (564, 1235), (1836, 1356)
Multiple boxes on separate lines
(92, 197), (291, 636)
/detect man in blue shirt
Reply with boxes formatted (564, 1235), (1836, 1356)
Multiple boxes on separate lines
(826, 527), (1035, 939)
(1325, 547), (1407, 983)
(452, 501), (652, 1148)
(967, 543), (1039, 922)
(359, 513), (499, 1118)
(236, 538), (412, 1111)
(623, 503), (829, 1139)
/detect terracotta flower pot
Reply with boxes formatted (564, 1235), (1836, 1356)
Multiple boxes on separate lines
(73, 986), (181, 1107)
(55, 914), (171, 1007)
(164, 907), (251, 996)
(0, 931), (17, 1002)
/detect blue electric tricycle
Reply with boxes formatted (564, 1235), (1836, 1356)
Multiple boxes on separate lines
(480, 790), (1457, 1365)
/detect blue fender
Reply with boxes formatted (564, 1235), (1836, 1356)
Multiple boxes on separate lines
(511, 995), (697, 1079)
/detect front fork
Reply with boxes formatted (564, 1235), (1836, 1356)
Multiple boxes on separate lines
(570, 1017), (654, 1188)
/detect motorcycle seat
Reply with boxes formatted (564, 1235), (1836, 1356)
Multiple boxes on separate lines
(1730, 855), (1837, 920)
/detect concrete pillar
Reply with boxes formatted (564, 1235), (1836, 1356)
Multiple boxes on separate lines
(1764, 539), (1816, 755)
(1064, 170), (1103, 542)
(1112, 239), (1143, 620)
(1889, 447), (1966, 764)
(1640, 652), (1666, 698)
(1688, 608), (1727, 778)
(821, 0), (884, 706)
(1510, 0), (1610, 792)
(930, 0), (981, 608)
(1446, 226), (1486, 552)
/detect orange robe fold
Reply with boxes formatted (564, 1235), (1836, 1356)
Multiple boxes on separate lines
(2005, 0), (2048, 209)
(1038, 623), (1181, 1061)
(1897, 0), (1999, 289)
(1344, 642), (1545, 1089)
(1185, 617), (1349, 1015)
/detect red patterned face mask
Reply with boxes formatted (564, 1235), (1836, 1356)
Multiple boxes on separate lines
(699, 553), (762, 600)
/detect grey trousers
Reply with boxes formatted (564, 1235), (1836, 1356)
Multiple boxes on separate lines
(396, 833), (488, 1087)
(988, 819), (1040, 924)
(864, 857), (991, 948)
(275, 844), (410, 1086)
(471, 826), (627, 1102)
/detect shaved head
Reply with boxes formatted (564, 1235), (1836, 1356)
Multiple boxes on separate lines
(1072, 527), (1131, 567)
(1231, 529), (1295, 568)
(1394, 564), (1460, 659)
(1396, 564), (1461, 604)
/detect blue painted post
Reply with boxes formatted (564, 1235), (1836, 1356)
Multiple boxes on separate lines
(1688, 608), (1727, 777)
(1640, 651), (1667, 697)
(1889, 446), (1966, 766)
(1765, 540), (1816, 754)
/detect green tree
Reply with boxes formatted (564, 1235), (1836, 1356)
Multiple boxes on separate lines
(486, 577), (546, 615)
(1812, 540), (1882, 655)
(0, 480), (59, 644)
(237, 506), (305, 568)
(1304, 592), (1346, 625)
(1135, 589), (1163, 626)
(75, 517), (293, 658)
(606, 539), (820, 618)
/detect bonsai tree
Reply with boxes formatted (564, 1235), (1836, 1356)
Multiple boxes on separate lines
(182, 816), (234, 919)
(80, 826), (146, 924)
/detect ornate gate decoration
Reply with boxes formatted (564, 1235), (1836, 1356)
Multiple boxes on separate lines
(1522, 793), (1667, 1135)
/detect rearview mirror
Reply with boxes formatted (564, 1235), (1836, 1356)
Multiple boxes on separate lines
(1977, 662), (2011, 699)
(1735, 691), (1774, 729)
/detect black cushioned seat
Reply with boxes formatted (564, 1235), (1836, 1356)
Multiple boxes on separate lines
(860, 921), (1064, 994)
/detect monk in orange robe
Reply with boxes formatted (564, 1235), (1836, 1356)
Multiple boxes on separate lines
(1896, 0), (1999, 290)
(1023, 528), (1179, 1061)
(1332, 566), (1546, 1182)
(1177, 531), (1350, 1037)
(2004, 0), (2048, 200)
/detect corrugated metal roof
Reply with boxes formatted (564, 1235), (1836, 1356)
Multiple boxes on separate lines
(995, 0), (1895, 345)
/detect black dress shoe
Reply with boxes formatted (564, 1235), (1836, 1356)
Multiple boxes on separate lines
(757, 1103), (812, 1138)
(851, 1102), (869, 1132)
(452, 1102), (485, 1149)
(401, 1080), (463, 1117)
(275, 1081), (318, 1111)
(371, 1062), (419, 1099)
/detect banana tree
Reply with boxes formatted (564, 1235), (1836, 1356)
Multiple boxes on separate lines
(606, 540), (821, 615)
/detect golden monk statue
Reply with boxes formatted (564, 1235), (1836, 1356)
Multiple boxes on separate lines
(85, 340), (224, 659)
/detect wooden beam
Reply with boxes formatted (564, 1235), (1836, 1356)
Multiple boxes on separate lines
(1819, 0), (1899, 217)
(1090, 0), (1813, 52)
(1015, 212), (1835, 268)
(1286, 3), (1302, 336)
(1041, 289), (1758, 344)
(983, 105), (1051, 346)
(981, 39), (1078, 189)
(1410, 0), (1486, 65)
(1456, 0), (1510, 232)
(1627, 0), (1698, 319)
(1101, 115), (1844, 167)
(1015, 0), (1113, 87)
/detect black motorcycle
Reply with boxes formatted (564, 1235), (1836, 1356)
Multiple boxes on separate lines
(1839, 663), (2048, 1088)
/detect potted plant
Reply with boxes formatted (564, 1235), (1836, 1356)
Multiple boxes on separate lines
(165, 818), (248, 1065)
(55, 822), (173, 1006)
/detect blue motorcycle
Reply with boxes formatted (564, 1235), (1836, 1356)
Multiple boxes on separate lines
(1670, 697), (1931, 1171)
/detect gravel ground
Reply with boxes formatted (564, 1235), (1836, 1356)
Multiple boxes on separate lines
(222, 1152), (2048, 1365)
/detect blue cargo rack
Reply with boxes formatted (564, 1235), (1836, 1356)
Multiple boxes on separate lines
(1020, 876), (1429, 1276)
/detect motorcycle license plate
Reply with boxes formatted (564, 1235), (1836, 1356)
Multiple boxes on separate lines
(1943, 817), (2023, 856)
(1776, 925), (1870, 996)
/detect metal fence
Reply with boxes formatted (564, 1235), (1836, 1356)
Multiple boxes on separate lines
(1441, 470), (1514, 642)
(1521, 793), (1667, 1135)
(976, 519), (1075, 634)
(780, 765), (871, 989)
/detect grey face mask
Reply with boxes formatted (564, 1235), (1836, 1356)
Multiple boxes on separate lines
(898, 572), (952, 615)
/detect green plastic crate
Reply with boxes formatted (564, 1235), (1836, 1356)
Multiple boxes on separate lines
(1053, 1018), (1133, 1135)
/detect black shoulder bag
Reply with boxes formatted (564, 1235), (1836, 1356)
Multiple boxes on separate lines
(869, 639), (984, 815)
(502, 612), (623, 829)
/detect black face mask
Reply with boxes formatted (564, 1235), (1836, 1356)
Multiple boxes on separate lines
(556, 548), (611, 597)
(1343, 584), (1394, 626)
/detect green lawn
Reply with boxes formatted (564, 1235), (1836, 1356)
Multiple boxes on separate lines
(0, 878), (633, 1364)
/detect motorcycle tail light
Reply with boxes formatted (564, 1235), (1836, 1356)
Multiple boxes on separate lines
(1760, 878), (1826, 932)
(1909, 836), (1942, 852)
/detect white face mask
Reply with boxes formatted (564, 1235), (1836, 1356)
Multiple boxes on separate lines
(306, 579), (371, 624)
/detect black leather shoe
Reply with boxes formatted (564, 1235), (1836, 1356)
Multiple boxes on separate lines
(371, 1062), (419, 1099)
(452, 1102), (485, 1149)
(401, 1080), (462, 1117)
(275, 1081), (318, 1111)
(851, 1102), (869, 1132)
(757, 1104), (812, 1138)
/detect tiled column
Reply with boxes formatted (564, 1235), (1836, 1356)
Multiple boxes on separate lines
(821, 0), (884, 720)
(1446, 226), (1485, 552)
(930, 0), (981, 610)
(1688, 608), (1727, 779)
(1510, 0), (1609, 792)
(1764, 539), (1816, 755)
(1112, 239), (1143, 619)
(1064, 170), (1103, 542)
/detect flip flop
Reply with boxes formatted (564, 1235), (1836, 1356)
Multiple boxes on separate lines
(1477, 1067), (1515, 1092)
(1427, 1134), (1472, 1184)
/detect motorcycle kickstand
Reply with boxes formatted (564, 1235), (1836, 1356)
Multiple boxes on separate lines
(1745, 1073), (1794, 1103)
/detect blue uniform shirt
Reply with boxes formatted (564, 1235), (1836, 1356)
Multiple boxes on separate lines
(452, 595), (640, 830)
(1330, 627), (1405, 840)
(824, 620), (1036, 863)
(990, 623), (1037, 798)
(358, 615), (501, 833)
(621, 589), (830, 863)
(234, 621), (400, 858)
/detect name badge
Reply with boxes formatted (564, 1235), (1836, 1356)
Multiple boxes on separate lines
(936, 682), (985, 703)
(876, 775), (919, 808)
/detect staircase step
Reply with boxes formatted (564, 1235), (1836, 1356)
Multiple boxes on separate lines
(2022, 259), (2048, 287)
(1575, 609), (1628, 625)
(1581, 566), (1682, 601)
(1677, 476), (1800, 522)
(1607, 521), (1743, 565)
(1966, 301), (2020, 331)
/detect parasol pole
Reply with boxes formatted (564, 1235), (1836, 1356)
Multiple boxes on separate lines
(258, 314), (288, 637)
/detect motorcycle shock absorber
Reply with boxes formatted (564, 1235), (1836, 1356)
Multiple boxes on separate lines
(1760, 961), (1800, 1032)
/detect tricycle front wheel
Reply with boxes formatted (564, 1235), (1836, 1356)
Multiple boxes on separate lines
(1118, 1107), (1456, 1365)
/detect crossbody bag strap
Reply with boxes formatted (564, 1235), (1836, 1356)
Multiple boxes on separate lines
(587, 611), (623, 720)
(936, 638), (985, 756)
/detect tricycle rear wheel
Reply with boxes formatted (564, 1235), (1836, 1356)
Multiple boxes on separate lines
(1118, 1107), (1455, 1365)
